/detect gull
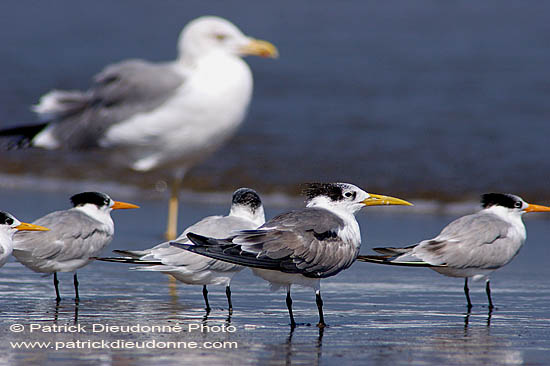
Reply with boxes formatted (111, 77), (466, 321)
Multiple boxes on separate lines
(0, 16), (278, 240)
(357, 193), (550, 310)
(0, 211), (49, 267)
(96, 188), (265, 311)
(12, 192), (139, 301)
(174, 183), (412, 327)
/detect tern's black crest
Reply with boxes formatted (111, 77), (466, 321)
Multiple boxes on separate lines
(302, 183), (345, 202)
(70, 192), (111, 208)
(232, 188), (262, 210)
(0, 211), (14, 226)
(481, 193), (521, 209)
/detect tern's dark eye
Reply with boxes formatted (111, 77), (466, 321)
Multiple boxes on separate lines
(514, 201), (522, 208)
(344, 191), (356, 200)
(4, 217), (14, 226)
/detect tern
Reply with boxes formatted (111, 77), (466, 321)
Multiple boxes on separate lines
(357, 193), (550, 310)
(0, 16), (278, 240)
(12, 192), (139, 301)
(0, 211), (49, 267)
(174, 183), (412, 327)
(96, 188), (265, 311)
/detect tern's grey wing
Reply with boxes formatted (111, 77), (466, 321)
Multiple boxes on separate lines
(13, 210), (112, 262)
(185, 208), (356, 278)
(410, 212), (513, 268)
(139, 215), (259, 272)
(39, 59), (185, 148)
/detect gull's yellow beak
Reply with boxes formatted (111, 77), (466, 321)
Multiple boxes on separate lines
(16, 222), (49, 232)
(361, 193), (413, 207)
(111, 201), (140, 210)
(240, 38), (279, 58)
(524, 203), (550, 213)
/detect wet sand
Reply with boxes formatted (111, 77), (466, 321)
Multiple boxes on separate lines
(1, 187), (549, 365)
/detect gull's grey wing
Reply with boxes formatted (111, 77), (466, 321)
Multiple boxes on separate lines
(410, 212), (514, 268)
(184, 207), (356, 278)
(13, 210), (112, 264)
(34, 59), (185, 148)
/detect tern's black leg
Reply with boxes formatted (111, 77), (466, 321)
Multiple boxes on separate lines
(225, 285), (233, 311)
(286, 288), (296, 328)
(464, 278), (472, 310)
(73, 273), (80, 302)
(486, 280), (494, 310)
(202, 285), (211, 311)
(54, 272), (61, 302)
(315, 290), (326, 328)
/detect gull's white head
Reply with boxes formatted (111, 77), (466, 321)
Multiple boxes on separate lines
(177, 16), (278, 62)
(481, 193), (550, 217)
(302, 183), (413, 215)
(229, 188), (265, 227)
(0, 211), (49, 239)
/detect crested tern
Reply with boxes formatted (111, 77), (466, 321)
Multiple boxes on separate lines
(12, 192), (138, 301)
(96, 188), (265, 311)
(175, 182), (412, 327)
(357, 193), (550, 309)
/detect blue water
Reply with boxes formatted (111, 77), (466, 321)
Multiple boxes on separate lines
(1, 1), (549, 201)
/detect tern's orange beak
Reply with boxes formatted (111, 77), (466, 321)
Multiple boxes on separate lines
(16, 222), (49, 231)
(524, 203), (550, 213)
(111, 201), (140, 210)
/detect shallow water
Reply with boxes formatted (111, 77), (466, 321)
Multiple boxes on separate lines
(1, 1), (550, 200)
(0, 188), (549, 366)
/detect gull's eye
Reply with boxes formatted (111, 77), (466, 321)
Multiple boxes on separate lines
(215, 33), (228, 41)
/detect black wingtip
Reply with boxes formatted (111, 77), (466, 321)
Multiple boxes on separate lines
(93, 256), (163, 265)
(185, 232), (215, 246)
(170, 241), (193, 250)
(356, 255), (390, 263)
(0, 122), (49, 149)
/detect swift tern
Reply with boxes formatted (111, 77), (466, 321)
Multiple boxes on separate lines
(96, 188), (265, 311)
(357, 193), (550, 309)
(175, 183), (412, 327)
(12, 192), (139, 301)
(0, 211), (48, 267)
(0, 16), (278, 240)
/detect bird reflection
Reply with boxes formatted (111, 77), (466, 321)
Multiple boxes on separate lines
(463, 308), (493, 331)
(52, 299), (79, 324)
(281, 326), (324, 366)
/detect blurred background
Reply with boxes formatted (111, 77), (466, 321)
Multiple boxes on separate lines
(0, 0), (549, 204)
